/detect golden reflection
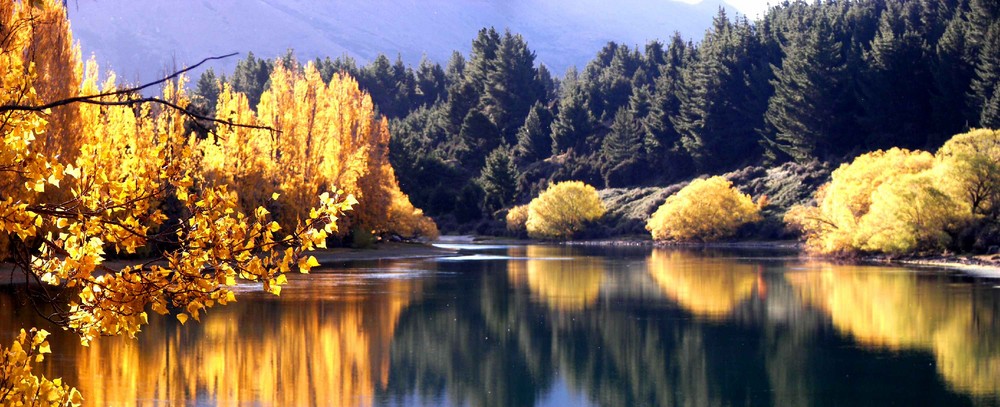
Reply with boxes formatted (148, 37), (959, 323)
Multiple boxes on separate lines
(788, 264), (1000, 395)
(52, 273), (422, 406)
(508, 246), (605, 311)
(647, 249), (761, 319)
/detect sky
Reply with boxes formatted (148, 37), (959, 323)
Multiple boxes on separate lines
(725, 0), (775, 17)
(677, 0), (775, 18)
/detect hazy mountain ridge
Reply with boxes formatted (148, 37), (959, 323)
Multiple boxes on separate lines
(65, 0), (734, 83)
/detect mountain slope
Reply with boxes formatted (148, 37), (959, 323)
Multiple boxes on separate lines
(66, 0), (734, 83)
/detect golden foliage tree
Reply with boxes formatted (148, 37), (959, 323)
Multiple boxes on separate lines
(202, 62), (436, 239)
(1, 1), (353, 404)
(525, 181), (605, 240)
(646, 176), (761, 242)
(935, 129), (1000, 220)
(786, 147), (968, 255)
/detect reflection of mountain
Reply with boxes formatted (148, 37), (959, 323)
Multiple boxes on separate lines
(647, 249), (762, 319)
(508, 246), (605, 311)
(23, 275), (421, 406)
(788, 264), (1000, 396)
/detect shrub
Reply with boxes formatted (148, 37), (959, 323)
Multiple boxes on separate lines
(506, 204), (530, 233)
(526, 181), (606, 240)
(936, 129), (1000, 220)
(646, 176), (761, 242)
(785, 147), (968, 255)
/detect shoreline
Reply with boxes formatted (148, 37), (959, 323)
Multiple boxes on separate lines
(5, 239), (1000, 284)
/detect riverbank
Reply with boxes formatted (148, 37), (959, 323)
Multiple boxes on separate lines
(873, 254), (1000, 279)
(5, 238), (1000, 284)
(532, 236), (1000, 278)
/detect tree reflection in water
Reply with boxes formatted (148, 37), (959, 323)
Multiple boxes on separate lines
(2, 247), (999, 406)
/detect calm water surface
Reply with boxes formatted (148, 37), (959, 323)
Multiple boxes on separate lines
(3, 244), (1000, 406)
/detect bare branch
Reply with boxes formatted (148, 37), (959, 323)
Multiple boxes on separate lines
(0, 53), (275, 133)
(0, 53), (237, 113)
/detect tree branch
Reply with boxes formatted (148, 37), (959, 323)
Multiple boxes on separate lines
(0, 53), (276, 133)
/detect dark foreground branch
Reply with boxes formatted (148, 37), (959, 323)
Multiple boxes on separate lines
(0, 53), (274, 133)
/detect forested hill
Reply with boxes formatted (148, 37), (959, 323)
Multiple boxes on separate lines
(189, 0), (999, 234)
(65, 0), (731, 84)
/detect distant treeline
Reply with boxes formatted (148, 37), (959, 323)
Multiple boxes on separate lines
(192, 0), (1000, 233)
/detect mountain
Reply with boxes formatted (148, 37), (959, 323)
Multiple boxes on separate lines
(65, 0), (736, 84)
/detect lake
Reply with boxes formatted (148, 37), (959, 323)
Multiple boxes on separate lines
(2, 244), (1000, 406)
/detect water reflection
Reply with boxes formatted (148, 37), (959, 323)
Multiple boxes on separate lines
(3, 246), (1000, 406)
(3, 267), (422, 406)
(788, 264), (1000, 396)
(508, 246), (606, 311)
(647, 249), (764, 319)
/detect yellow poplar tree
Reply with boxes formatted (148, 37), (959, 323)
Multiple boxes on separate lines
(203, 61), (436, 239)
(1, 1), (353, 404)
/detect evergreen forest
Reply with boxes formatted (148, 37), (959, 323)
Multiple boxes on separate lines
(191, 0), (1000, 239)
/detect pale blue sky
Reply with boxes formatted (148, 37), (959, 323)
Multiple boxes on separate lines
(676, 0), (775, 19)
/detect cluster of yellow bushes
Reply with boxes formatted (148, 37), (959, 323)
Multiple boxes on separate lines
(787, 129), (999, 255)
(506, 181), (606, 239)
(506, 129), (999, 254)
(506, 176), (759, 242)
(646, 176), (762, 242)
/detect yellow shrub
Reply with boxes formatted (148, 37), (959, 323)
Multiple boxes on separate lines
(786, 147), (968, 255)
(505, 204), (529, 233)
(859, 171), (965, 254)
(935, 128), (1000, 219)
(526, 181), (606, 240)
(646, 176), (761, 242)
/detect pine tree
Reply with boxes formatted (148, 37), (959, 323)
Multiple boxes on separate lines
(415, 56), (446, 107)
(479, 144), (519, 215)
(764, 17), (850, 162)
(971, 21), (1000, 127)
(481, 31), (543, 144)
(643, 34), (688, 170)
(230, 51), (273, 110)
(932, 14), (977, 138)
(602, 109), (642, 164)
(860, 7), (935, 150)
(458, 108), (501, 169)
(536, 63), (558, 101)
(514, 102), (553, 163)
(550, 69), (595, 155)
(445, 51), (466, 87)
(982, 84), (1000, 128)
(193, 68), (221, 114)
(670, 9), (742, 171)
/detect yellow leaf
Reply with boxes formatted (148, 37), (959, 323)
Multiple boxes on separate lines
(64, 164), (81, 179)
(38, 341), (50, 354)
(177, 313), (189, 325)
(272, 192), (280, 200)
